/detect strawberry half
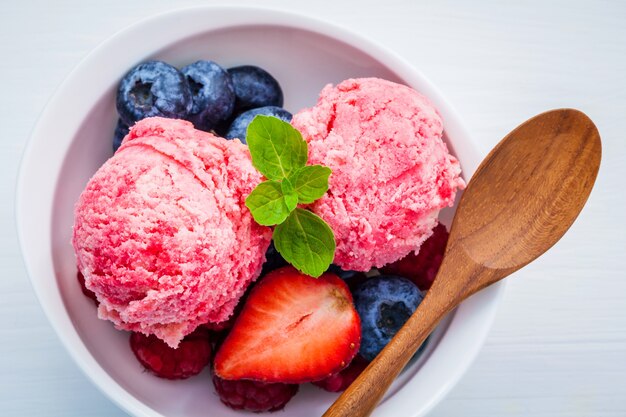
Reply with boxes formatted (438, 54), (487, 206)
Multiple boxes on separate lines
(214, 266), (361, 383)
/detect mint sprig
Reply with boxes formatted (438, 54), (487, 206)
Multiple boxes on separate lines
(244, 115), (336, 278)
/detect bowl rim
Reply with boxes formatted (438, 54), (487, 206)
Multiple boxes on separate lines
(15, 5), (504, 417)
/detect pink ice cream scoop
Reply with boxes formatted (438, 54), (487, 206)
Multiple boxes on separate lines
(73, 117), (271, 347)
(292, 78), (465, 271)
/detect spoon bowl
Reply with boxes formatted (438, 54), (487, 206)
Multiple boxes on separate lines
(324, 108), (602, 417)
(456, 108), (602, 273)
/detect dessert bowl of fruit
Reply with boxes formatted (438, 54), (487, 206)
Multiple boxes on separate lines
(16, 6), (504, 417)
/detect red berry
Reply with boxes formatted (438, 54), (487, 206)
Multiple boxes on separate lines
(212, 373), (298, 412)
(312, 354), (370, 392)
(381, 223), (449, 290)
(203, 316), (235, 332)
(77, 271), (99, 304)
(214, 266), (361, 383)
(130, 328), (211, 379)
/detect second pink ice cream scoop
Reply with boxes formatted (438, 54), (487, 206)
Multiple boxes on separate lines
(292, 78), (465, 271)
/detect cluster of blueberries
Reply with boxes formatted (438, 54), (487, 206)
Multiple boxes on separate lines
(113, 60), (292, 152)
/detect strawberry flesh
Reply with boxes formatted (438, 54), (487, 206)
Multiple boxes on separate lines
(214, 266), (361, 383)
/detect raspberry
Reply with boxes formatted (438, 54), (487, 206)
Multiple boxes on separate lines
(130, 328), (211, 379)
(312, 354), (369, 392)
(212, 374), (298, 412)
(380, 223), (449, 290)
(77, 271), (98, 304)
(204, 319), (234, 354)
(202, 317), (235, 332)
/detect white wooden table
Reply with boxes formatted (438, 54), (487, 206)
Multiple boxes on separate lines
(1, 1), (624, 416)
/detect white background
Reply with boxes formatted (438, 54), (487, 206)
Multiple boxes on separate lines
(1, 1), (625, 416)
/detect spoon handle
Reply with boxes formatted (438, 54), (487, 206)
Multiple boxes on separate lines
(323, 245), (473, 417)
(322, 293), (446, 417)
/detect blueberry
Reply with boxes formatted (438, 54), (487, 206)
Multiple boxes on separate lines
(113, 119), (130, 153)
(353, 275), (424, 361)
(228, 65), (283, 112)
(225, 106), (292, 142)
(327, 265), (369, 291)
(213, 117), (233, 137)
(180, 61), (235, 131)
(327, 264), (360, 280)
(116, 61), (192, 125)
(261, 241), (288, 276)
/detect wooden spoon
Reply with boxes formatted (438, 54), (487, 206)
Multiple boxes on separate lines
(323, 109), (601, 417)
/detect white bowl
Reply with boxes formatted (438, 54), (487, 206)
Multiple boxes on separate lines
(16, 6), (503, 417)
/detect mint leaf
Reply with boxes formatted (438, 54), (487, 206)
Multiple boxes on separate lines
(281, 179), (298, 212)
(245, 181), (291, 226)
(274, 208), (336, 277)
(247, 115), (308, 181)
(290, 165), (331, 204)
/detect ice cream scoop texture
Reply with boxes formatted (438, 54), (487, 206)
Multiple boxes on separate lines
(292, 78), (465, 271)
(73, 117), (271, 347)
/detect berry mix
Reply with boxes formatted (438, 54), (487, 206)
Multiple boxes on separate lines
(77, 58), (454, 412)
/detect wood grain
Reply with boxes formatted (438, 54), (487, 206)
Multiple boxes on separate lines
(323, 109), (601, 417)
